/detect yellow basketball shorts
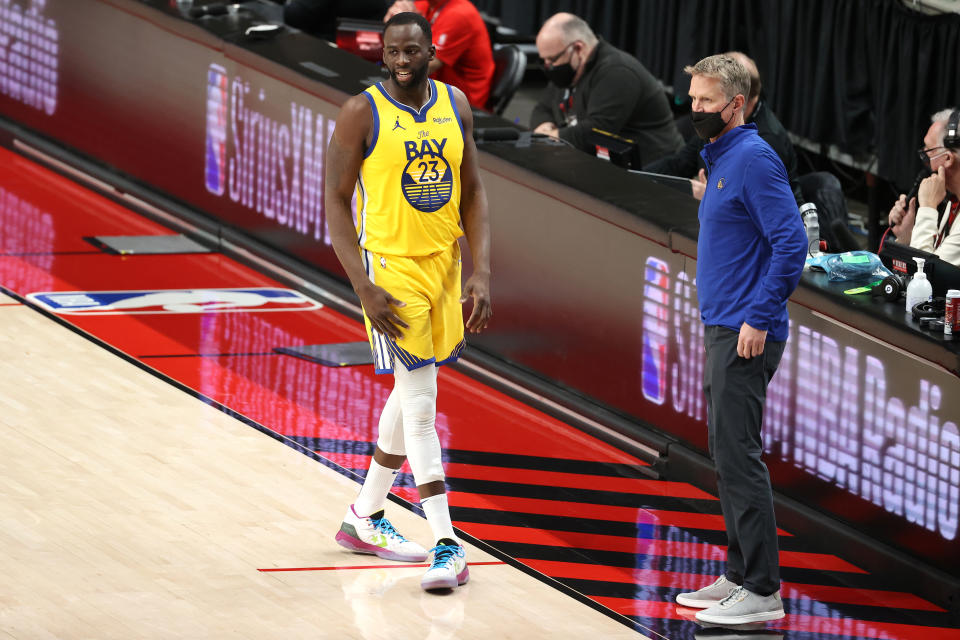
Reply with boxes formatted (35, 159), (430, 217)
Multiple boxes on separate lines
(361, 242), (465, 374)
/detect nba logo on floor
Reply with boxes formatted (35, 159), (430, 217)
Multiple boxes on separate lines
(26, 288), (322, 315)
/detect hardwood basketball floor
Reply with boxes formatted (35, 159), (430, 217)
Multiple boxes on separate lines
(0, 295), (642, 639)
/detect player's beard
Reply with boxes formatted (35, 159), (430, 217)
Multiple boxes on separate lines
(391, 60), (430, 89)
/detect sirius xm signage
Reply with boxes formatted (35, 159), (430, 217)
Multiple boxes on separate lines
(642, 257), (960, 542)
(204, 63), (335, 244)
(0, 0), (59, 116)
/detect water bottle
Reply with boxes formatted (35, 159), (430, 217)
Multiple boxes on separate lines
(800, 202), (821, 258)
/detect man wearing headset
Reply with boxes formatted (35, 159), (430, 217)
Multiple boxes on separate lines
(888, 108), (960, 266)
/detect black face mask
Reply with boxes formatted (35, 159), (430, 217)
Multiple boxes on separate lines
(691, 98), (735, 140)
(542, 45), (580, 88)
(544, 62), (576, 88)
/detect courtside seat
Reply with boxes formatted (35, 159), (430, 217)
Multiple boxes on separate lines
(485, 44), (526, 116)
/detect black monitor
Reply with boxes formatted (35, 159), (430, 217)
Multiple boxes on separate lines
(879, 238), (960, 296)
(587, 127), (642, 170)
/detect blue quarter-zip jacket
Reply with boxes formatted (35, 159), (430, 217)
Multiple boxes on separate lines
(696, 123), (807, 341)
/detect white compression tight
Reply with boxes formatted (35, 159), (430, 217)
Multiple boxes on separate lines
(375, 364), (444, 485)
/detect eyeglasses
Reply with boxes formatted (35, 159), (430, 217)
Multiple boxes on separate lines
(541, 42), (576, 67)
(917, 145), (950, 165)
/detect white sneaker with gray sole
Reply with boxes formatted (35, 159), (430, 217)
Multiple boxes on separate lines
(695, 586), (785, 625)
(676, 575), (739, 608)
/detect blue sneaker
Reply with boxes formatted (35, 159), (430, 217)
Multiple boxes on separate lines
(335, 505), (427, 562)
(421, 539), (469, 591)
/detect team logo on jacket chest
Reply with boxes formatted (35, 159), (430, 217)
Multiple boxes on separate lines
(401, 137), (453, 212)
(717, 177), (726, 190)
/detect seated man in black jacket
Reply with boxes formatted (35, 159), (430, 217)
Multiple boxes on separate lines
(646, 51), (802, 204)
(530, 13), (683, 164)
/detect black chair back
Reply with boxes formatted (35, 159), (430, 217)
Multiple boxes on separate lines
(486, 45), (526, 116)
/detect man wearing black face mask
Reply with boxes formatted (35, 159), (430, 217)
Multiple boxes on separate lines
(645, 51), (802, 205)
(529, 13), (682, 163)
(673, 54), (806, 626)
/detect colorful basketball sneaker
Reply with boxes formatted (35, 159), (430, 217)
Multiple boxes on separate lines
(335, 505), (428, 562)
(420, 539), (469, 591)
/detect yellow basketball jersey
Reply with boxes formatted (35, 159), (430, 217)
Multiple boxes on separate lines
(356, 79), (465, 257)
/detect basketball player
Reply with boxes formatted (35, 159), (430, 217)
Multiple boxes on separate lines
(324, 11), (492, 591)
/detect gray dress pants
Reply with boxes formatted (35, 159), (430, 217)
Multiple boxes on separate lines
(703, 325), (785, 596)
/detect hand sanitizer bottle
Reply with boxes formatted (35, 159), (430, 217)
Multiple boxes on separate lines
(905, 257), (933, 315)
